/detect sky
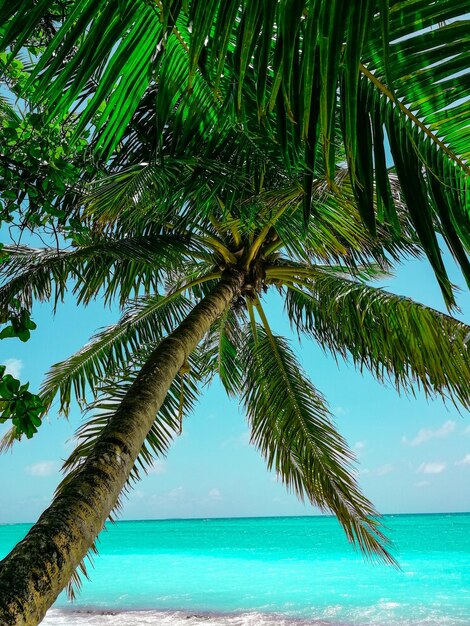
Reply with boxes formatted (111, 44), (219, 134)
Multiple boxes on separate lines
(0, 248), (469, 524)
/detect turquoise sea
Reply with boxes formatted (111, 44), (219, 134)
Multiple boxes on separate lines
(1, 514), (469, 626)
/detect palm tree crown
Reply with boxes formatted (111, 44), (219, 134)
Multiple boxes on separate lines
(1, 1), (469, 306)
(1, 159), (469, 576)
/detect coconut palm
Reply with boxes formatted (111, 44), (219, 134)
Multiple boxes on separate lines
(0, 154), (469, 622)
(0, 2), (469, 621)
(1, 0), (469, 305)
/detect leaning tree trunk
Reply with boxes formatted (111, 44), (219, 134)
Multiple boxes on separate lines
(0, 271), (245, 626)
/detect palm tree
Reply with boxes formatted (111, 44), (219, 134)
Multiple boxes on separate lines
(1, 0), (469, 305)
(0, 2), (469, 622)
(0, 157), (469, 623)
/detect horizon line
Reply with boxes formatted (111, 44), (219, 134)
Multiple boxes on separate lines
(2, 510), (470, 526)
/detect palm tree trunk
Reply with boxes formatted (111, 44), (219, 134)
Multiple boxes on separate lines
(0, 270), (245, 626)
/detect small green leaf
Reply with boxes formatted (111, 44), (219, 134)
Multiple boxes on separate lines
(0, 326), (15, 339)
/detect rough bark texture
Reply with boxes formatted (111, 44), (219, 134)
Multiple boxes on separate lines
(0, 272), (245, 626)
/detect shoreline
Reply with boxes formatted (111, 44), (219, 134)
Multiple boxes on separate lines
(43, 608), (340, 626)
(41, 606), (469, 626)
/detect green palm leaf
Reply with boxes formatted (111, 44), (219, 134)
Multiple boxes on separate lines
(84, 157), (252, 231)
(40, 292), (192, 416)
(198, 305), (246, 397)
(2, 1), (468, 300)
(241, 325), (395, 565)
(53, 350), (202, 598)
(364, 3), (470, 169)
(283, 270), (470, 407)
(348, 77), (470, 308)
(272, 174), (421, 268)
(0, 234), (186, 310)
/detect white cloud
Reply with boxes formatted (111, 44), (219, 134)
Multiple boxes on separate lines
(148, 460), (167, 475)
(463, 426), (470, 436)
(376, 464), (393, 477)
(333, 406), (348, 416)
(417, 462), (446, 475)
(222, 431), (250, 449)
(208, 488), (221, 500)
(168, 486), (185, 499)
(414, 480), (429, 488)
(402, 420), (455, 447)
(354, 441), (366, 451)
(455, 454), (470, 467)
(3, 358), (23, 379)
(25, 461), (58, 477)
(359, 464), (393, 477)
(130, 490), (146, 501)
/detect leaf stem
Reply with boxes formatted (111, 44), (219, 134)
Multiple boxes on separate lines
(168, 272), (222, 296)
(246, 299), (258, 343)
(243, 191), (300, 269)
(252, 297), (275, 343)
(359, 63), (470, 175)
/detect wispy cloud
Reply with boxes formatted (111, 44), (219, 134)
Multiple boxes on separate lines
(354, 441), (366, 460)
(25, 461), (58, 477)
(208, 488), (221, 500)
(3, 358), (23, 379)
(333, 406), (348, 417)
(417, 462), (446, 475)
(463, 426), (470, 436)
(221, 431), (250, 449)
(414, 480), (429, 488)
(455, 454), (470, 467)
(376, 464), (393, 477)
(358, 464), (393, 477)
(402, 420), (455, 447)
(168, 486), (185, 499)
(129, 490), (146, 502)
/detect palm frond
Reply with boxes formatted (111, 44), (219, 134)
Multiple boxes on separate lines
(347, 76), (470, 308)
(198, 305), (246, 396)
(84, 157), (252, 232)
(0, 234), (186, 310)
(241, 325), (395, 565)
(84, 163), (178, 225)
(354, 6), (470, 304)
(0, 2), (373, 177)
(40, 292), (192, 416)
(53, 345), (202, 598)
(0, 425), (19, 453)
(364, 3), (470, 170)
(0, 93), (17, 121)
(283, 271), (470, 408)
(273, 173), (422, 269)
(2, 1), (468, 297)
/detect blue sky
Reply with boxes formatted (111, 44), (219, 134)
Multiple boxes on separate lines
(0, 250), (469, 524)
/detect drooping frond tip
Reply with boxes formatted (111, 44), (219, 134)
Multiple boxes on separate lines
(241, 325), (397, 566)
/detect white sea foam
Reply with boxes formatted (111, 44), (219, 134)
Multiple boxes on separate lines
(42, 609), (331, 626)
(41, 608), (470, 626)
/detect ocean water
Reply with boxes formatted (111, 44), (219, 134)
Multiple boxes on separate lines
(1, 514), (469, 626)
